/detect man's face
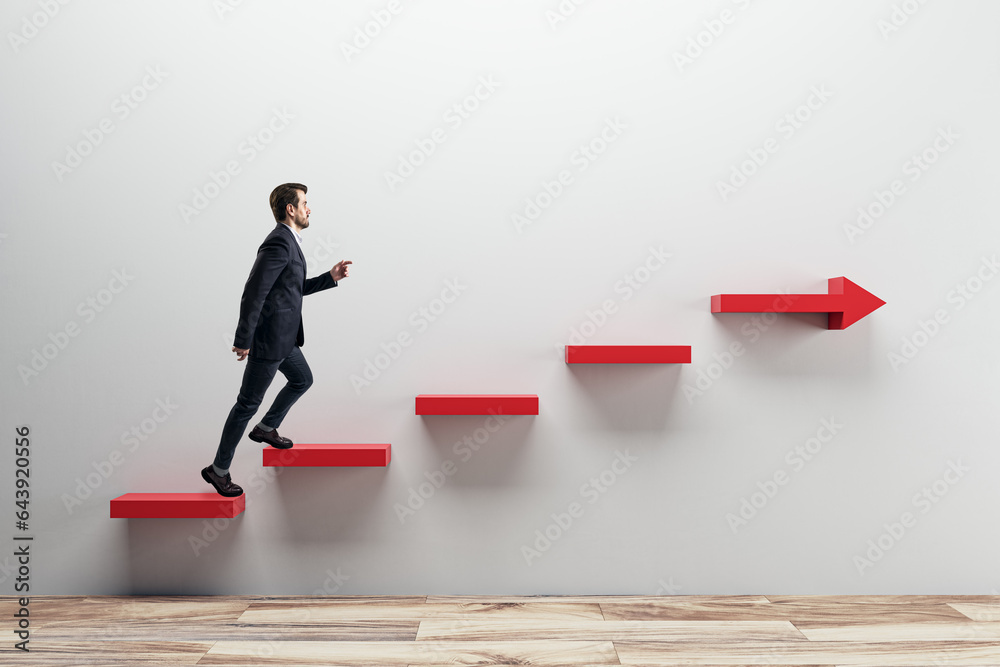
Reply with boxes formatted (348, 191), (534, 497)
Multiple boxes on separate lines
(287, 190), (310, 229)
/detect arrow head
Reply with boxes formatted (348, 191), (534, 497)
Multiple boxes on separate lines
(827, 277), (885, 329)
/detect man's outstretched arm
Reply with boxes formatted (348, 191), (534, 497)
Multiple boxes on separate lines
(304, 259), (352, 295)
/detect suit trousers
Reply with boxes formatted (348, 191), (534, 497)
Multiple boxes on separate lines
(213, 346), (313, 472)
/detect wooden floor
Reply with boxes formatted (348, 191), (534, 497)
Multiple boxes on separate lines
(3, 595), (1000, 665)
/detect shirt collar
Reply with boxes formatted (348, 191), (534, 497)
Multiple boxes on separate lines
(280, 222), (303, 246)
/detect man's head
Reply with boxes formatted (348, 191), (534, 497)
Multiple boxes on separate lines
(269, 183), (309, 231)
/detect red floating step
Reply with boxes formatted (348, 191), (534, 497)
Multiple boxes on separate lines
(565, 345), (692, 364)
(263, 443), (391, 467)
(110, 493), (245, 519)
(416, 394), (538, 415)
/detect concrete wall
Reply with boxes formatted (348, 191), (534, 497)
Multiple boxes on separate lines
(2, 0), (998, 594)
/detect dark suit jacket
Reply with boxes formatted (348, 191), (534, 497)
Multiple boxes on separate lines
(233, 223), (337, 361)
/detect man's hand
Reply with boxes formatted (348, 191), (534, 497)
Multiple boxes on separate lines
(232, 347), (249, 362)
(330, 260), (352, 282)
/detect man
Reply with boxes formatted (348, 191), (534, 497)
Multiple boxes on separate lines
(202, 183), (351, 497)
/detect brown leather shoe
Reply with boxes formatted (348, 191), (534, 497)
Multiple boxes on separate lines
(248, 425), (293, 449)
(201, 466), (244, 497)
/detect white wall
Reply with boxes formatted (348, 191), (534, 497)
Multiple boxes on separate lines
(2, 0), (999, 595)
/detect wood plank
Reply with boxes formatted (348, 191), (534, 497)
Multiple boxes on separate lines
(776, 601), (972, 625)
(249, 596), (428, 603)
(33, 620), (419, 641)
(950, 602), (1000, 621)
(601, 599), (780, 622)
(767, 595), (1000, 605)
(199, 640), (620, 665)
(613, 640), (1000, 665)
(795, 621), (1000, 642)
(414, 619), (807, 641)
(602, 598), (970, 624)
(0, 640), (213, 664)
(426, 595), (770, 605)
(0, 595), (253, 626)
(239, 601), (604, 623)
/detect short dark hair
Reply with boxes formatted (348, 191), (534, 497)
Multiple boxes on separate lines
(269, 183), (307, 222)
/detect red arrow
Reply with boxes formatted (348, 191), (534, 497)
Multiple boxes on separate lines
(711, 277), (885, 330)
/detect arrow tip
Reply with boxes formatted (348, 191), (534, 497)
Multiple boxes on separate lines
(828, 277), (886, 329)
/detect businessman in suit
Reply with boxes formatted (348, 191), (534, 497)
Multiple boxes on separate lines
(202, 183), (351, 497)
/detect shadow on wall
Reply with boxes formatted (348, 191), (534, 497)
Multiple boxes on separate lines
(125, 511), (247, 595)
(417, 413), (536, 487)
(710, 310), (877, 378)
(121, 466), (391, 593)
(273, 467), (390, 542)
(566, 363), (684, 432)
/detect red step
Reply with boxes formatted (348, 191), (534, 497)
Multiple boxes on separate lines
(565, 345), (692, 364)
(110, 493), (245, 519)
(263, 443), (391, 467)
(415, 394), (538, 415)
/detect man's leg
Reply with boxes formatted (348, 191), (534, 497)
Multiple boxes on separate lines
(213, 356), (281, 474)
(257, 346), (313, 431)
